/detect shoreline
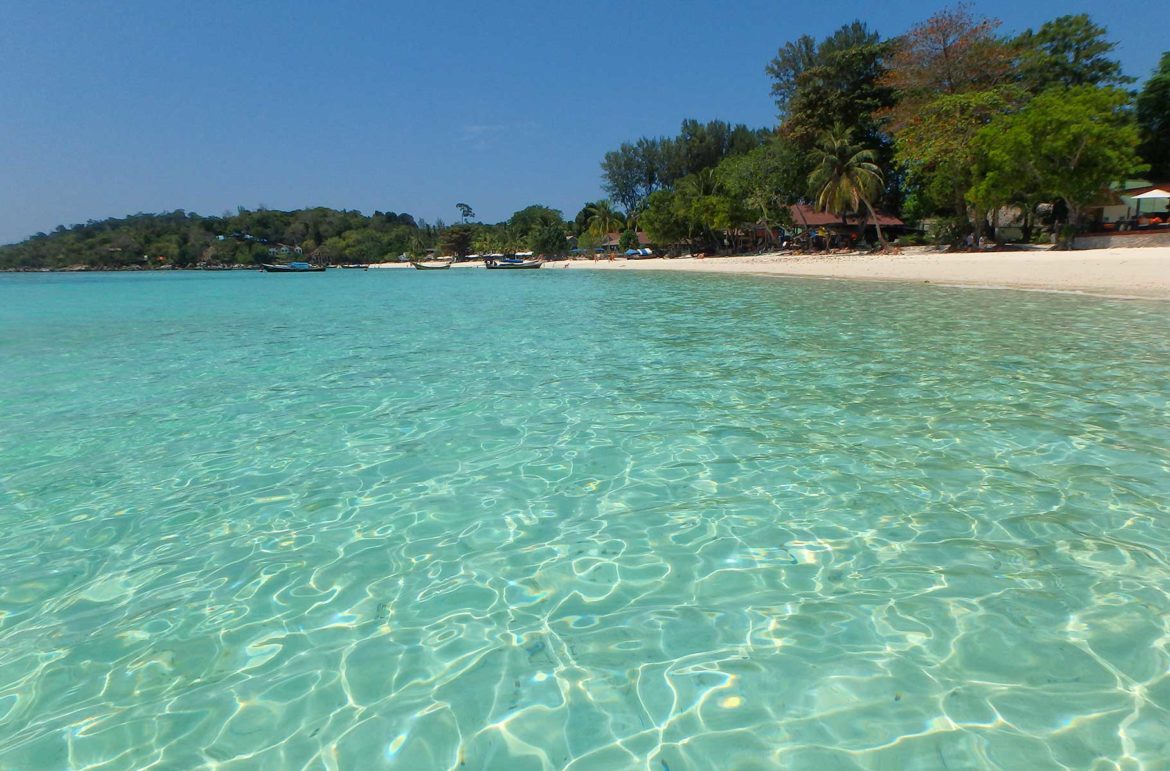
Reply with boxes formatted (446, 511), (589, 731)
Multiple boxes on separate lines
(7, 245), (1170, 301)
(552, 246), (1170, 301)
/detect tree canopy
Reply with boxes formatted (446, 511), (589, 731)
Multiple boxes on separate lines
(1014, 14), (1133, 93)
(0, 207), (426, 269)
(1137, 53), (1170, 180)
(971, 86), (1147, 247)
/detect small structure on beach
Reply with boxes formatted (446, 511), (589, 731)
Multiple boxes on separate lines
(788, 204), (906, 247)
(597, 231), (651, 254)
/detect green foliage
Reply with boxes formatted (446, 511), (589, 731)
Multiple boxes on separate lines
(891, 88), (1019, 225)
(601, 120), (767, 213)
(639, 190), (688, 247)
(600, 137), (666, 214)
(971, 86), (1148, 247)
(716, 137), (806, 240)
(581, 200), (625, 237)
(1137, 52), (1170, 179)
(437, 225), (474, 257)
(638, 169), (749, 253)
(808, 126), (887, 245)
(618, 229), (639, 251)
(768, 22), (893, 151)
(529, 224), (568, 256)
(1014, 14), (1132, 93)
(0, 207), (428, 269)
(508, 205), (564, 240)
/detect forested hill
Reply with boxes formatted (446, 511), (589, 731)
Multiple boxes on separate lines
(0, 207), (425, 269)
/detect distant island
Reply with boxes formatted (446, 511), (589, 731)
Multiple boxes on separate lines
(3, 8), (1167, 271)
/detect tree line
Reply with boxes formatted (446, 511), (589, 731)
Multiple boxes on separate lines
(3, 7), (1168, 268)
(0, 207), (429, 270)
(608, 8), (1168, 250)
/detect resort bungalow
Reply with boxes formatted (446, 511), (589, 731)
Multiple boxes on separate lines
(788, 203), (906, 248)
(597, 231), (652, 254)
(1085, 180), (1170, 232)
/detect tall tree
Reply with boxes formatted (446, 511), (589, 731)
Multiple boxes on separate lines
(884, 5), (1014, 102)
(639, 190), (688, 249)
(529, 224), (567, 256)
(716, 137), (806, 247)
(455, 203), (475, 223)
(438, 225), (474, 257)
(882, 6), (1020, 235)
(1137, 53), (1170, 180)
(971, 87), (1148, 248)
(768, 22), (894, 151)
(892, 89), (1019, 238)
(507, 205), (564, 240)
(600, 137), (664, 214)
(1015, 14), (1132, 93)
(808, 127), (888, 247)
(582, 200), (625, 238)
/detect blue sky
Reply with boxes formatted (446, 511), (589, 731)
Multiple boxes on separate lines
(0, 0), (1163, 243)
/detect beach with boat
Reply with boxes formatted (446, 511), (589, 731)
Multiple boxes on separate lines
(2, 3), (1170, 769)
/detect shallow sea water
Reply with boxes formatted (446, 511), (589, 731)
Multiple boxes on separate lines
(1, 269), (1169, 770)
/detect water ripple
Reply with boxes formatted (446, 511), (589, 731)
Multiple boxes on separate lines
(0, 271), (1168, 768)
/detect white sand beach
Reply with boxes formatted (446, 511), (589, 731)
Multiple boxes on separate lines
(554, 246), (1170, 300)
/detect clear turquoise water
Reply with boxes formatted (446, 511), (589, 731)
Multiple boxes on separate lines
(1, 270), (1169, 770)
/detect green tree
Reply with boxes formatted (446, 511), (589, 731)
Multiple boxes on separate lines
(892, 89), (1018, 238)
(529, 224), (567, 256)
(582, 200), (625, 238)
(768, 22), (894, 151)
(508, 205), (564, 240)
(601, 137), (665, 214)
(808, 126), (888, 248)
(639, 190), (688, 249)
(438, 225), (474, 257)
(716, 137), (805, 248)
(1015, 14), (1132, 93)
(971, 86), (1147, 248)
(455, 203), (475, 223)
(1137, 53), (1170, 180)
(600, 121), (765, 213)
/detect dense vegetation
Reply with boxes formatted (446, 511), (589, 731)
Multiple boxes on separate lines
(3, 6), (1168, 269)
(0, 208), (427, 270)
(625, 9), (1161, 251)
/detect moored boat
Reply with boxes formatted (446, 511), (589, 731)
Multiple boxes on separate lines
(485, 260), (541, 270)
(412, 261), (451, 270)
(260, 261), (326, 273)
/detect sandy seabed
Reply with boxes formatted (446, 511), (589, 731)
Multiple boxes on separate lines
(375, 246), (1170, 300)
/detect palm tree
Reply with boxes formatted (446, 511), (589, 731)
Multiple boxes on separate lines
(584, 199), (625, 238)
(582, 200), (626, 256)
(807, 126), (887, 249)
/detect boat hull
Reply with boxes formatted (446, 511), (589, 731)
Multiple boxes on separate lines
(412, 262), (451, 270)
(485, 261), (541, 270)
(260, 263), (327, 273)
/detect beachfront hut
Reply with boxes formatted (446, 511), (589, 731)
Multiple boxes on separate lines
(598, 231), (651, 254)
(1090, 181), (1170, 229)
(1132, 189), (1170, 225)
(788, 204), (905, 248)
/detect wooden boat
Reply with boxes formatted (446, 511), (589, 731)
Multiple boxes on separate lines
(485, 260), (541, 270)
(412, 262), (451, 270)
(260, 261), (326, 273)
(340, 264), (369, 270)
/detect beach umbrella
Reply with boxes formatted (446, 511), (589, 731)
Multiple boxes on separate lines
(1132, 188), (1170, 199)
(1132, 188), (1170, 217)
